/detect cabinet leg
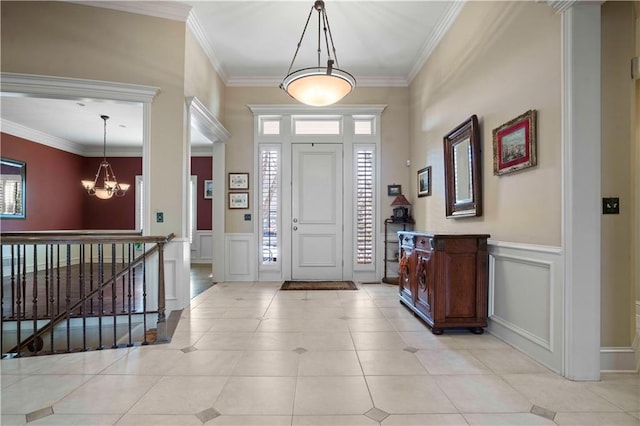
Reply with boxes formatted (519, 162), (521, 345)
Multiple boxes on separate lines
(470, 327), (484, 335)
(431, 328), (443, 335)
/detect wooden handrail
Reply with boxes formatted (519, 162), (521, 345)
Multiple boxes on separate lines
(1, 233), (171, 245)
(2, 232), (175, 355)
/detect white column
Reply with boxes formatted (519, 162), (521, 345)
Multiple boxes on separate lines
(561, 3), (602, 380)
(212, 141), (226, 283)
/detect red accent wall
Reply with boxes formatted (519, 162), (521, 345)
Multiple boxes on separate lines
(1, 133), (84, 231)
(82, 157), (141, 230)
(0, 132), (140, 231)
(191, 157), (212, 230)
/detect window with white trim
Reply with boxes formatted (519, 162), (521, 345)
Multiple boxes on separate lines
(259, 145), (280, 264)
(0, 175), (22, 215)
(355, 146), (375, 265)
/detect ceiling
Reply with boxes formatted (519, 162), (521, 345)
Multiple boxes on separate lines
(0, 1), (462, 153)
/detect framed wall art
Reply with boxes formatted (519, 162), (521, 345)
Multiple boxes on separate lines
(228, 172), (249, 190)
(229, 192), (249, 209)
(204, 180), (213, 199)
(417, 166), (431, 197)
(492, 110), (537, 176)
(387, 184), (402, 196)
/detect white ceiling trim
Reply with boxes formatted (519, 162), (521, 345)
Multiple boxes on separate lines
(247, 104), (387, 115)
(227, 75), (409, 88)
(2, 118), (85, 156)
(544, 0), (578, 13)
(187, 97), (231, 144)
(70, 1), (192, 22)
(0, 73), (159, 103)
(1, 119), (144, 157)
(187, 13), (229, 84)
(407, 0), (465, 84)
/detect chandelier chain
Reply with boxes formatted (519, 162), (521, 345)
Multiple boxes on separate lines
(284, 4), (316, 78)
(322, 9), (339, 68)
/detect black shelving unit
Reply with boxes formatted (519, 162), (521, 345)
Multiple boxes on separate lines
(382, 218), (414, 284)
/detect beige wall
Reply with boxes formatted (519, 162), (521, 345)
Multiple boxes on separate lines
(409, 1), (561, 246)
(185, 29), (225, 122)
(601, 1), (636, 346)
(223, 86), (410, 233)
(1, 1), (187, 237)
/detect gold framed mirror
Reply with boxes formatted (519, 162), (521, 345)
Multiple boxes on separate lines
(443, 115), (482, 218)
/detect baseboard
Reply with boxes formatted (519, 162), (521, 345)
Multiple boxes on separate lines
(600, 346), (639, 372)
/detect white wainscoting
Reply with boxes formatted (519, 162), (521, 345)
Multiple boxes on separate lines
(225, 234), (256, 282)
(162, 238), (190, 312)
(191, 231), (213, 264)
(487, 241), (564, 374)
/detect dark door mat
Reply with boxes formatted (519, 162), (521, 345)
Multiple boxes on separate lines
(280, 281), (358, 291)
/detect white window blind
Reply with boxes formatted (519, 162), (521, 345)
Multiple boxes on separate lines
(260, 148), (279, 264)
(355, 149), (375, 264)
(0, 176), (22, 215)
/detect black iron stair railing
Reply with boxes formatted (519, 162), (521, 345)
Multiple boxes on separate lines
(1, 231), (175, 357)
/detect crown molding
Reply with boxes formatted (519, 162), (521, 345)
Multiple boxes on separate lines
(407, 1), (465, 84)
(0, 73), (159, 103)
(247, 104), (387, 116)
(1, 119), (144, 157)
(544, 0), (578, 13)
(82, 146), (143, 157)
(187, 13), (229, 85)
(227, 75), (409, 88)
(69, 1), (192, 22)
(1, 119), (85, 156)
(187, 97), (231, 144)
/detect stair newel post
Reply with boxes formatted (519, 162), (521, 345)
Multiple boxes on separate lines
(156, 240), (168, 343)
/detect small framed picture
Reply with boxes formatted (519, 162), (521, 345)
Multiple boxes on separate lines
(493, 110), (537, 176)
(204, 180), (213, 199)
(387, 184), (402, 196)
(228, 173), (249, 190)
(417, 166), (431, 197)
(229, 192), (249, 209)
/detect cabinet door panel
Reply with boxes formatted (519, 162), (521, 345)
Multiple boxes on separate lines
(444, 253), (477, 318)
(398, 248), (414, 302)
(415, 251), (433, 318)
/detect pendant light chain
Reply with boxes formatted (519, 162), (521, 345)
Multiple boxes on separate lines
(283, 4), (316, 79)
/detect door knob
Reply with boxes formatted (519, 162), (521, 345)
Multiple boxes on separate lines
(293, 226), (298, 231)
(293, 218), (298, 223)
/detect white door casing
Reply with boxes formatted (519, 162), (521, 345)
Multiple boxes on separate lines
(291, 143), (343, 280)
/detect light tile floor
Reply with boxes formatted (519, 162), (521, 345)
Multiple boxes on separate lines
(1, 282), (639, 426)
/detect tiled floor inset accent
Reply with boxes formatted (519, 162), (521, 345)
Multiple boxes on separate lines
(365, 407), (389, 422)
(531, 404), (556, 420)
(196, 407), (220, 423)
(3, 279), (638, 425)
(25, 406), (53, 423)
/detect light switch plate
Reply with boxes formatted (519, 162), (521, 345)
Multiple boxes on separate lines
(156, 212), (164, 223)
(602, 198), (619, 214)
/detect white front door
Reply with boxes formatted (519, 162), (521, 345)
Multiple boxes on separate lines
(291, 143), (343, 280)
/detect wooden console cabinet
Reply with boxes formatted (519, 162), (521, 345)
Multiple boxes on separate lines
(397, 231), (490, 334)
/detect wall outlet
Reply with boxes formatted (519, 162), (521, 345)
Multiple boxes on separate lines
(602, 198), (619, 214)
(156, 212), (164, 223)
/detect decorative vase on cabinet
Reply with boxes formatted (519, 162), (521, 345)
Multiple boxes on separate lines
(382, 218), (414, 284)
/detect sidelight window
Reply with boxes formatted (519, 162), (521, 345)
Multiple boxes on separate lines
(259, 146), (280, 264)
(355, 146), (375, 265)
